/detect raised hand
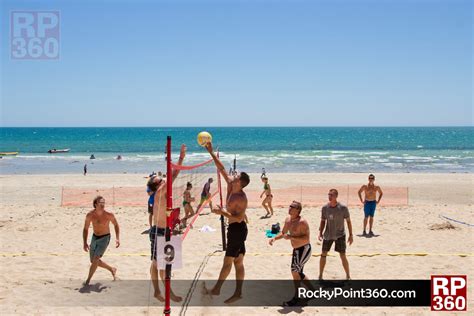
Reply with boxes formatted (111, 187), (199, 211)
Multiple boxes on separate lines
(179, 144), (187, 160)
(204, 141), (214, 154)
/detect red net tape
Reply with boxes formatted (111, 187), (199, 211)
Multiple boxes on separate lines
(170, 159), (213, 171)
(181, 190), (219, 240)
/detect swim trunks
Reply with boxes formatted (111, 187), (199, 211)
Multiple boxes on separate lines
(322, 235), (346, 253)
(148, 192), (155, 214)
(89, 233), (111, 261)
(149, 225), (165, 261)
(291, 243), (312, 279)
(364, 200), (377, 217)
(225, 221), (248, 257)
(199, 195), (208, 205)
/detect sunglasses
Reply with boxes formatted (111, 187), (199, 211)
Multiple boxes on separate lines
(289, 201), (300, 209)
(369, 178), (375, 180)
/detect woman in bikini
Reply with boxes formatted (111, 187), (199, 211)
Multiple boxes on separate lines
(260, 176), (274, 217)
(182, 182), (195, 228)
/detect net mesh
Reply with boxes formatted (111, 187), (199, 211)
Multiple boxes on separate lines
(62, 185), (408, 207)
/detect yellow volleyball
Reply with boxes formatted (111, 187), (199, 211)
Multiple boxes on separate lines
(197, 131), (212, 147)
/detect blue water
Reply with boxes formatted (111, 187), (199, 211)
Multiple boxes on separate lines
(1, 127), (473, 174)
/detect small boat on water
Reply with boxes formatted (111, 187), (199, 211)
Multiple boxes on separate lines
(0, 152), (18, 156)
(48, 149), (70, 154)
(90, 154), (96, 159)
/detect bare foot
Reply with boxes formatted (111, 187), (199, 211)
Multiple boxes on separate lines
(201, 282), (220, 296)
(154, 292), (165, 302)
(111, 267), (117, 281)
(224, 293), (242, 304)
(170, 292), (182, 302)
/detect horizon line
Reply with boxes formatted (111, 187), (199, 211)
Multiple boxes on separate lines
(1, 125), (473, 128)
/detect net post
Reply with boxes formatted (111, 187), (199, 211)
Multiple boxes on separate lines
(406, 186), (409, 206)
(346, 184), (350, 206)
(164, 136), (172, 315)
(217, 151), (226, 251)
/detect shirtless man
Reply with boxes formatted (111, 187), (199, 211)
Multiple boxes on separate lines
(203, 141), (250, 304)
(83, 196), (120, 285)
(260, 176), (274, 217)
(358, 174), (383, 236)
(269, 201), (312, 306)
(147, 144), (186, 302)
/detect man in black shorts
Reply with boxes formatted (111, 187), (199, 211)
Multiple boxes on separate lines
(269, 201), (313, 306)
(203, 141), (250, 304)
(318, 189), (353, 280)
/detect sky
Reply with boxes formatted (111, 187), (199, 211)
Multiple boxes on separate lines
(1, 0), (472, 127)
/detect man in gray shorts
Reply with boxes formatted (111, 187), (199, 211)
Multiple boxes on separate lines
(318, 189), (353, 280)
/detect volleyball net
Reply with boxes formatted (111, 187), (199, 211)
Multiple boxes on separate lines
(61, 185), (409, 207)
(162, 136), (224, 315)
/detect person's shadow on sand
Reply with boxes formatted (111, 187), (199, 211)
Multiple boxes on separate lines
(277, 306), (305, 314)
(78, 283), (108, 293)
(356, 233), (381, 238)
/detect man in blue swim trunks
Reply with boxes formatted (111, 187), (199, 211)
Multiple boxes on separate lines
(83, 196), (120, 285)
(358, 174), (383, 236)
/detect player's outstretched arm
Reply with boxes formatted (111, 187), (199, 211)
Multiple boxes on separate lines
(204, 142), (231, 184)
(172, 144), (186, 183)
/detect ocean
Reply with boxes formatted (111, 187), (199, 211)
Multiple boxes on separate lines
(0, 127), (472, 174)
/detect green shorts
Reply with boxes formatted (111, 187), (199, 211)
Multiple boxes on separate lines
(90, 233), (111, 261)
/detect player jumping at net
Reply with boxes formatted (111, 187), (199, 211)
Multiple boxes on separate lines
(147, 144), (186, 303)
(202, 141), (250, 304)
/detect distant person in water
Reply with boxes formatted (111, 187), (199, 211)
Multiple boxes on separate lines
(83, 164), (87, 176)
(260, 176), (273, 217)
(358, 174), (383, 236)
(83, 196), (120, 285)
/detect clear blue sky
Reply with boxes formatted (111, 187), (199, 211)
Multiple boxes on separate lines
(1, 0), (472, 127)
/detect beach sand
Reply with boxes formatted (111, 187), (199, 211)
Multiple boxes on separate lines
(0, 173), (473, 315)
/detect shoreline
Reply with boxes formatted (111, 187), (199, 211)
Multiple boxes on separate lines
(1, 170), (473, 175)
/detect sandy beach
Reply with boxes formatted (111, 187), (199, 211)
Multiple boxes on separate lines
(0, 172), (473, 315)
